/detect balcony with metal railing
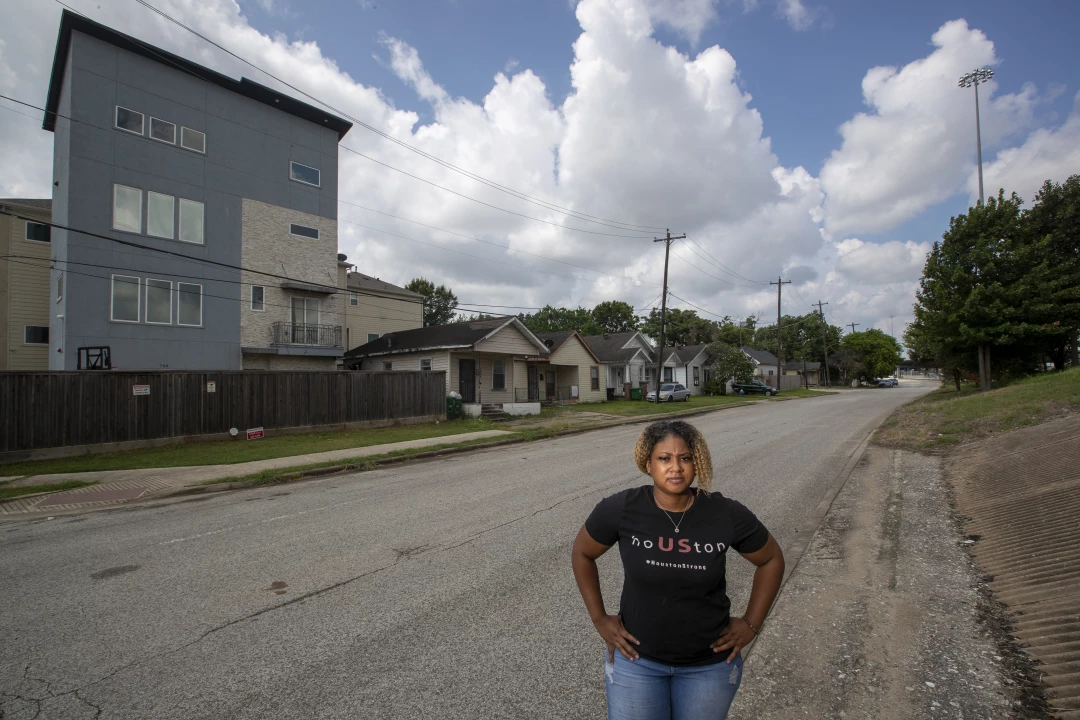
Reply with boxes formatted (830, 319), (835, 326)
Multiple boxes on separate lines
(271, 322), (342, 348)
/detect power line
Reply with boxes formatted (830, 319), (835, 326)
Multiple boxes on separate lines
(130, 0), (667, 234)
(683, 234), (769, 285)
(666, 292), (726, 321)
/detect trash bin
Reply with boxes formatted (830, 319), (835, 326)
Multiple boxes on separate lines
(630, 387), (643, 401)
(446, 396), (461, 420)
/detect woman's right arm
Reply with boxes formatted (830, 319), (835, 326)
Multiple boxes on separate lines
(571, 525), (640, 662)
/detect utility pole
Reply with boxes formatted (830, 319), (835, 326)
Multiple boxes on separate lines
(889, 315), (894, 338)
(814, 300), (830, 388)
(848, 322), (860, 335)
(652, 229), (686, 394)
(737, 320), (744, 347)
(770, 276), (790, 387)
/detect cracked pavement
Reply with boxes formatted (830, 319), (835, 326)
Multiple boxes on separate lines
(0, 385), (931, 719)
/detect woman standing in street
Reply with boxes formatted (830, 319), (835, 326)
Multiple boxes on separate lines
(571, 420), (784, 720)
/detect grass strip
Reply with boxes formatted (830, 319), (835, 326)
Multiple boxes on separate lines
(874, 368), (1080, 451)
(0, 480), (97, 502)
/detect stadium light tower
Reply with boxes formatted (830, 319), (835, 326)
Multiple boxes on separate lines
(959, 67), (995, 205)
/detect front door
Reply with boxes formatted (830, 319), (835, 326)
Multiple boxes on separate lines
(545, 369), (555, 399)
(459, 359), (476, 403)
(527, 365), (539, 401)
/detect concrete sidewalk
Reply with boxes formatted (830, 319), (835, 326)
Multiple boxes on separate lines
(0, 429), (512, 516)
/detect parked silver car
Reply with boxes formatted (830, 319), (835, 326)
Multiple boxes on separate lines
(877, 377), (899, 387)
(646, 383), (692, 402)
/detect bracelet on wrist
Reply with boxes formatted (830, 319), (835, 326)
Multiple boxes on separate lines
(742, 617), (760, 635)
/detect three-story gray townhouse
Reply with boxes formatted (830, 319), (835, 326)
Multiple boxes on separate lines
(43, 11), (352, 370)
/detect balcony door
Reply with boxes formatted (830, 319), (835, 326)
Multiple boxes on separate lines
(291, 297), (320, 344)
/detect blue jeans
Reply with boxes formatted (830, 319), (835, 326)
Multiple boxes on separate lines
(604, 651), (743, 720)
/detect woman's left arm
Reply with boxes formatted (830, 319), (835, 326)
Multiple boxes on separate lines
(710, 534), (785, 662)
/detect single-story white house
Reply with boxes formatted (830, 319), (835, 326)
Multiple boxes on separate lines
(342, 315), (549, 416)
(741, 346), (781, 385)
(658, 344), (713, 395)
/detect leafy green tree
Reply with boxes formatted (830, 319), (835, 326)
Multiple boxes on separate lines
(840, 329), (903, 382)
(591, 301), (638, 334)
(640, 308), (718, 346)
(405, 278), (459, 326)
(518, 305), (601, 335)
(703, 342), (755, 394)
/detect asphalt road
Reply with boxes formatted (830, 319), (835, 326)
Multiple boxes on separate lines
(0, 384), (933, 719)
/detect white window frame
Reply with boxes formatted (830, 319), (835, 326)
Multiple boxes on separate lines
(420, 358), (432, 371)
(146, 191), (175, 239)
(289, 223), (319, 240)
(350, 292), (358, 306)
(180, 127), (206, 154)
(693, 366), (700, 386)
(145, 278), (173, 325)
(383, 361), (393, 372)
(149, 116), (176, 144)
(56, 272), (63, 303)
(110, 274), (141, 323)
(492, 359), (506, 391)
(177, 282), (203, 327)
(23, 325), (49, 345)
(114, 106), (144, 135)
(289, 161), (321, 187)
(112, 184), (143, 234)
(24, 221), (50, 244)
(251, 285), (265, 312)
(178, 198), (205, 245)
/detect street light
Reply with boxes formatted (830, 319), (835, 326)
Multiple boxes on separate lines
(959, 67), (995, 205)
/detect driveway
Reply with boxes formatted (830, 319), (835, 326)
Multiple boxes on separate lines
(0, 384), (932, 719)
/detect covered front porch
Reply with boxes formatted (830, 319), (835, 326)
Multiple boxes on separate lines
(513, 360), (583, 404)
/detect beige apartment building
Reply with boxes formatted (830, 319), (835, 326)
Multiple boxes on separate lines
(0, 199), (52, 371)
(342, 266), (423, 353)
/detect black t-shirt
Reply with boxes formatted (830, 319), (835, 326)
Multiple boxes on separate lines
(585, 485), (770, 666)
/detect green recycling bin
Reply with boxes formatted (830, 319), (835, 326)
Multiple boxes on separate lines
(445, 396), (462, 419)
(630, 387), (643, 401)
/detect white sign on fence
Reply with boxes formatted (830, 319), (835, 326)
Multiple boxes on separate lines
(132, 385), (150, 396)
(206, 381), (216, 393)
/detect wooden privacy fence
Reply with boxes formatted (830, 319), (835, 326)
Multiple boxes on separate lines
(0, 371), (447, 454)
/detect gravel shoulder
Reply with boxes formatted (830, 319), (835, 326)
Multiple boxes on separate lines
(732, 446), (1020, 720)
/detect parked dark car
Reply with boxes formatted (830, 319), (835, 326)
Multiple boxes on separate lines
(732, 380), (779, 396)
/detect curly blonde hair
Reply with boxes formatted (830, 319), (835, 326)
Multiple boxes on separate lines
(633, 420), (714, 494)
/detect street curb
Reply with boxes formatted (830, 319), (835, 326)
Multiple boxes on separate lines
(743, 428), (874, 659)
(181, 401), (762, 493)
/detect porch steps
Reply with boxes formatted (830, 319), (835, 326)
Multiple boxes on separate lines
(480, 404), (510, 422)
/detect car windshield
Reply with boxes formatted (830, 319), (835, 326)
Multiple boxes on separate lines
(660, 384), (675, 391)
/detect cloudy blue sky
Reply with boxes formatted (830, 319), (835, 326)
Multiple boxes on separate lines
(2, 0), (1079, 340)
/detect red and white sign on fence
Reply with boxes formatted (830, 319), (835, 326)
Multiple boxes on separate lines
(246, 427), (264, 440)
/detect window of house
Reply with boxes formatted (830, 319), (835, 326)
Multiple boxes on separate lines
(664, 367), (673, 382)
(383, 362), (393, 371)
(178, 283), (203, 326)
(180, 127), (206, 153)
(768, 370), (774, 376)
(56, 273), (63, 302)
(179, 198), (204, 245)
(590, 366), (600, 391)
(289, 161), (321, 187)
(251, 285), (265, 311)
(149, 117), (176, 144)
(113, 184), (143, 233)
(111, 275), (140, 322)
(350, 292), (358, 306)
(115, 106), (144, 135)
(23, 326), (49, 345)
(368, 333), (379, 343)
(492, 359), (506, 390)
(420, 358), (432, 371)
(145, 279), (172, 324)
(25, 221), (50, 243)
(291, 297), (319, 327)
(290, 224), (319, 239)
(693, 366), (700, 386)
(147, 192), (175, 239)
